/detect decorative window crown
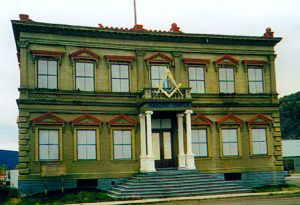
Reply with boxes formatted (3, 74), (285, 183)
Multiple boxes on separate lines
(108, 114), (138, 126)
(192, 114), (212, 125)
(214, 55), (239, 65)
(217, 114), (243, 125)
(71, 114), (102, 126)
(32, 113), (65, 125)
(247, 114), (273, 125)
(146, 52), (173, 63)
(70, 48), (100, 61)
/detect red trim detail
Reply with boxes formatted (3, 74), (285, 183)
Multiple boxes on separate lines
(248, 114), (273, 125)
(214, 55), (239, 65)
(242, 60), (268, 65)
(32, 113), (65, 125)
(192, 114), (212, 125)
(217, 114), (243, 124)
(105, 55), (135, 62)
(183, 58), (210, 65)
(70, 48), (100, 61)
(72, 114), (102, 126)
(146, 52), (173, 63)
(31, 50), (65, 57)
(108, 114), (138, 126)
(132, 24), (146, 31)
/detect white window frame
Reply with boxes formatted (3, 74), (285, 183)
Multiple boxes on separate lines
(75, 62), (95, 91)
(111, 129), (134, 160)
(37, 59), (58, 89)
(110, 63), (130, 92)
(219, 66), (235, 94)
(248, 66), (264, 94)
(37, 129), (60, 161)
(150, 64), (168, 88)
(192, 129), (208, 157)
(188, 65), (206, 94)
(76, 129), (97, 160)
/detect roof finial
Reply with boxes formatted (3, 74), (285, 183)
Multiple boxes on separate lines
(264, 27), (274, 38)
(19, 14), (32, 22)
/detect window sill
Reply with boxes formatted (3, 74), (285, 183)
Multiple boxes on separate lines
(195, 157), (211, 160)
(110, 159), (137, 163)
(220, 156), (242, 160)
(250, 155), (271, 159)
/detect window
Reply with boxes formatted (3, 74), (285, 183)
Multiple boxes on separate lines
(37, 59), (58, 89)
(77, 130), (97, 160)
(151, 65), (168, 88)
(192, 129), (208, 157)
(38, 129), (59, 160)
(111, 64), (130, 92)
(75, 62), (94, 91)
(221, 128), (238, 156)
(251, 128), (267, 155)
(188, 66), (205, 93)
(248, 67), (263, 93)
(219, 66), (235, 93)
(113, 130), (132, 160)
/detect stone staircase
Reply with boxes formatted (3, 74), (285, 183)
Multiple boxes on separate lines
(107, 169), (252, 199)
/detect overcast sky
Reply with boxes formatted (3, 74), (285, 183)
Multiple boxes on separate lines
(1, 0), (299, 151)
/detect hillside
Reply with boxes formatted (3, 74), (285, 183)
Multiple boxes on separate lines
(279, 91), (300, 139)
(0, 150), (18, 170)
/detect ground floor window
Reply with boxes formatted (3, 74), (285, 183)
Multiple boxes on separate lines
(38, 129), (59, 160)
(221, 128), (238, 156)
(77, 130), (97, 160)
(192, 129), (208, 157)
(112, 130), (132, 160)
(251, 128), (268, 155)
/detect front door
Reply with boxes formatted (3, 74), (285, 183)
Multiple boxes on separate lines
(152, 131), (175, 168)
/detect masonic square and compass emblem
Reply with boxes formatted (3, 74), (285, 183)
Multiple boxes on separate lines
(157, 68), (183, 98)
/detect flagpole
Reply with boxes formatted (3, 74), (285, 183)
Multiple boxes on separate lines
(133, 0), (137, 25)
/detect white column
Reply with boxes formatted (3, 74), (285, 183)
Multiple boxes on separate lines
(177, 113), (186, 169)
(144, 111), (155, 172)
(185, 110), (196, 170)
(139, 113), (147, 172)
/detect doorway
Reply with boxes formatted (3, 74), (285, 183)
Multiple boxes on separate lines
(152, 118), (176, 168)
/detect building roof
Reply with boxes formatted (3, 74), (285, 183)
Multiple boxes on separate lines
(282, 140), (300, 157)
(11, 15), (282, 51)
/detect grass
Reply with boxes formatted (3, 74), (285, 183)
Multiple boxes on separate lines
(253, 183), (300, 193)
(0, 188), (113, 205)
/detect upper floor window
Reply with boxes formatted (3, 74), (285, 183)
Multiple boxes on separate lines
(77, 130), (97, 160)
(111, 64), (130, 92)
(75, 62), (94, 91)
(151, 65), (168, 88)
(38, 129), (59, 160)
(37, 59), (58, 89)
(188, 66), (205, 94)
(248, 67), (263, 94)
(219, 66), (235, 94)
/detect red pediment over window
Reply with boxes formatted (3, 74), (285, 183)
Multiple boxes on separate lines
(217, 114), (243, 124)
(146, 52), (173, 63)
(72, 114), (102, 126)
(214, 55), (239, 65)
(183, 58), (210, 65)
(248, 114), (273, 125)
(31, 50), (65, 58)
(192, 114), (212, 125)
(32, 113), (65, 125)
(242, 60), (268, 65)
(108, 114), (138, 126)
(105, 55), (135, 62)
(70, 48), (100, 61)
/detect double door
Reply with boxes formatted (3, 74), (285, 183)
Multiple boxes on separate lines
(152, 130), (175, 168)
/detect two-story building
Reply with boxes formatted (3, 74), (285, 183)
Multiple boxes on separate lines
(12, 14), (284, 196)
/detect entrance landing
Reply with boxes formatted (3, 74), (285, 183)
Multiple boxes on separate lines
(107, 169), (252, 199)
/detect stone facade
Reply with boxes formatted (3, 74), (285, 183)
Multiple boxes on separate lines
(12, 15), (284, 195)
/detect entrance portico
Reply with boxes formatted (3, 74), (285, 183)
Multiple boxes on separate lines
(139, 110), (195, 172)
